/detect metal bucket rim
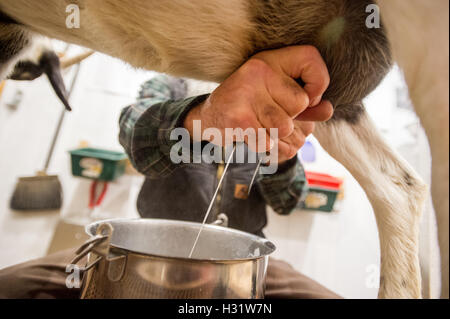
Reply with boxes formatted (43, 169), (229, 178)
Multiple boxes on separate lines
(85, 218), (276, 262)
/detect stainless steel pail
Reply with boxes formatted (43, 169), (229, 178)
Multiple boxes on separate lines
(73, 218), (276, 298)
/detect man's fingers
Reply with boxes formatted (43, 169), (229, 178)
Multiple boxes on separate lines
(255, 103), (294, 139)
(275, 121), (313, 161)
(280, 129), (305, 152)
(295, 100), (334, 122)
(227, 115), (273, 153)
(244, 130), (273, 153)
(237, 117), (274, 153)
(255, 45), (330, 107)
(294, 120), (315, 137)
(201, 45), (332, 158)
(277, 139), (301, 161)
(267, 74), (310, 118)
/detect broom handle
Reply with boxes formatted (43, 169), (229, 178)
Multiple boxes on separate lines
(43, 63), (81, 173)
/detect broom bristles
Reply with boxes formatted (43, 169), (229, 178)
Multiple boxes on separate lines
(10, 175), (63, 210)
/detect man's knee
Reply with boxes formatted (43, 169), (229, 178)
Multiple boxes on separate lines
(0, 248), (80, 299)
(265, 258), (342, 299)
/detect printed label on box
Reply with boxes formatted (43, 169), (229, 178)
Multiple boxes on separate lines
(80, 158), (103, 178)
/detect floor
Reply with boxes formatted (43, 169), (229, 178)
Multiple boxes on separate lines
(0, 44), (440, 299)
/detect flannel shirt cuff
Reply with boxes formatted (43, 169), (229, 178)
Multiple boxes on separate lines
(256, 157), (307, 215)
(158, 94), (210, 159)
(119, 94), (209, 178)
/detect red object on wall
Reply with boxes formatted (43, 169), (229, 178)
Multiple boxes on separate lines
(305, 171), (343, 190)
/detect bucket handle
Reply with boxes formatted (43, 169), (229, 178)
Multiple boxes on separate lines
(70, 222), (127, 282)
(210, 213), (228, 227)
(69, 234), (106, 272)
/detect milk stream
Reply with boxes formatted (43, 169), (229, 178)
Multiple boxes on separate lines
(188, 145), (236, 258)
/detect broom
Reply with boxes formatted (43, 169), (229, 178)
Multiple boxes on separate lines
(10, 62), (82, 210)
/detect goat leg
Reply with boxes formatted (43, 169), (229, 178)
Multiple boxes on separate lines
(314, 109), (428, 298)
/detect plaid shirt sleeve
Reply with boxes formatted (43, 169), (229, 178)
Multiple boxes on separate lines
(119, 91), (209, 179)
(256, 157), (308, 215)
